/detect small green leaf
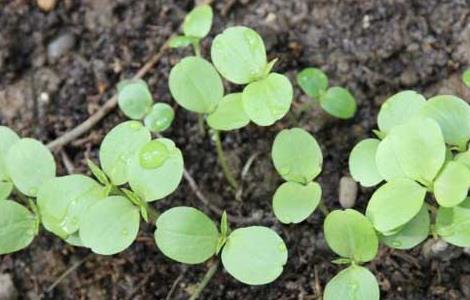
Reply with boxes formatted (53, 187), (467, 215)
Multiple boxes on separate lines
(320, 87), (357, 119)
(79, 196), (140, 255)
(377, 90), (426, 134)
(183, 4), (213, 38)
(168, 35), (196, 48)
(117, 79), (153, 120)
(242, 73), (293, 126)
(348, 138), (382, 187)
(324, 209), (378, 263)
(37, 175), (105, 238)
(221, 226), (287, 285)
(155, 207), (219, 264)
(463, 68), (470, 88)
(375, 118), (446, 185)
(436, 198), (470, 247)
(0, 126), (20, 181)
(455, 149), (470, 169)
(128, 138), (184, 202)
(86, 159), (110, 186)
(417, 95), (470, 150)
(143, 103), (175, 133)
(0, 181), (13, 201)
(220, 211), (229, 238)
(211, 26), (267, 84)
(324, 265), (379, 300)
(434, 161), (470, 207)
(0, 200), (37, 254)
(366, 178), (426, 234)
(272, 128), (323, 184)
(207, 93), (250, 131)
(273, 181), (321, 224)
(6, 138), (56, 197)
(297, 68), (328, 99)
(169, 56), (223, 113)
(99, 121), (151, 185)
(381, 204), (430, 249)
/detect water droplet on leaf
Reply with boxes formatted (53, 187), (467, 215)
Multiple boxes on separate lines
(139, 140), (170, 169)
(29, 187), (38, 196)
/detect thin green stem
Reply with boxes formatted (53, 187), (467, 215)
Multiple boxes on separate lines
(189, 261), (219, 300)
(192, 40), (202, 57)
(318, 201), (330, 217)
(197, 114), (206, 136)
(211, 130), (239, 190)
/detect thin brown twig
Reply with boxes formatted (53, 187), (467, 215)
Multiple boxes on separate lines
(45, 255), (91, 294)
(165, 273), (184, 300)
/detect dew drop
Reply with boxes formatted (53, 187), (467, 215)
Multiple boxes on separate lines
(139, 140), (170, 169)
(29, 187), (38, 196)
(279, 167), (290, 176)
(391, 240), (402, 247)
(129, 121), (143, 130)
(121, 228), (129, 236)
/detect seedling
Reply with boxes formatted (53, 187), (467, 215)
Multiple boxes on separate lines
(297, 67), (357, 119)
(345, 90), (470, 298)
(271, 128), (323, 223)
(463, 68), (470, 88)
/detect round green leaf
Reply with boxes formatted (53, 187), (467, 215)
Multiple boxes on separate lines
(128, 138), (184, 202)
(0, 181), (13, 201)
(155, 207), (219, 264)
(79, 196), (140, 255)
(418, 95), (470, 150)
(37, 175), (105, 238)
(273, 181), (321, 224)
(0, 126), (20, 181)
(434, 161), (470, 207)
(375, 118), (446, 185)
(169, 56), (223, 114)
(324, 209), (378, 263)
(221, 226), (287, 285)
(381, 204), (430, 249)
(349, 138), (382, 187)
(436, 197), (470, 247)
(99, 121), (151, 186)
(6, 138), (56, 197)
(296, 68), (328, 99)
(143, 103), (175, 133)
(324, 265), (379, 300)
(242, 73), (293, 126)
(169, 35), (196, 48)
(272, 128), (322, 184)
(0, 200), (37, 254)
(377, 90), (426, 134)
(117, 79), (153, 120)
(366, 178), (426, 234)
(207, 93), (250, 131)
(183, 4), (213, 38)
(463, 68), (470, 88)
(320, 87), (357, 119)
(211, 26), (267, 84)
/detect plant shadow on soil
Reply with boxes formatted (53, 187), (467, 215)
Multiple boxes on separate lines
(1, 0), (470, 299)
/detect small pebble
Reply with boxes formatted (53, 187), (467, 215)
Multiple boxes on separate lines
(47, 33), (75, 61)
(339, 176), (358, 208)
(36, 0), (57, 12)
(0, 274), (17, 300)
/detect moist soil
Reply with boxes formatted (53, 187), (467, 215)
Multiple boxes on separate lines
(1, 0), (470, 299)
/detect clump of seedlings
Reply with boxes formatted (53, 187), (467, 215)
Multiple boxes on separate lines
(342, 90), (470, 299)
(297, 67), (357, 119)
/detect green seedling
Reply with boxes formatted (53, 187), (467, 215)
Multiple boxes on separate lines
(463, 68), (470, 88)
(271, 128), (323, 223)
(155, 206), (288, 285)
(297, 67), (357, 119)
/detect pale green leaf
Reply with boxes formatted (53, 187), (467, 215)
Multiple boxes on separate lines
(434, 161), (470, 207)
(0, 126), (20, 181)
(366, 178), (426, 234)
(273, 181), (321, 224)
(6, 138), (56, 196)
(207, 93), (250, 131)
(324, 265), (379, 300)
(436, 197), (470, 247)
(117, 79), (153, 120)
(0, 200), (37, 254)
(128, 138), (184, 202)
(155, 207), (219, 264)
(86, 159), (110, 186)
(320, 87), (357, 119)
(183, 4), (213, 38)
(377, 90), (425, 134)
(349, 138), (382, 187)
(143, 103), (174, 133)
(79, 196), (140, 255)
(0, 181), (13, 201)
(272, 128), (322, 184)
(297, 68), (328, 99)
(381, 204), (430, 249)
(221, 226), (287, 285)
(464, 68), (470, 88)
(211, 26), (267, 84)
(99, 121), (151, 185)
(324, 209), (378, 263)
(168, 35), (196, 48)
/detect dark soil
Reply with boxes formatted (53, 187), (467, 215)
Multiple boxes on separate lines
(1, 0), (470, 299)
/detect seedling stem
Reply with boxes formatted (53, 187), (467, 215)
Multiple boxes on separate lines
(211, 129), (239, 190)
